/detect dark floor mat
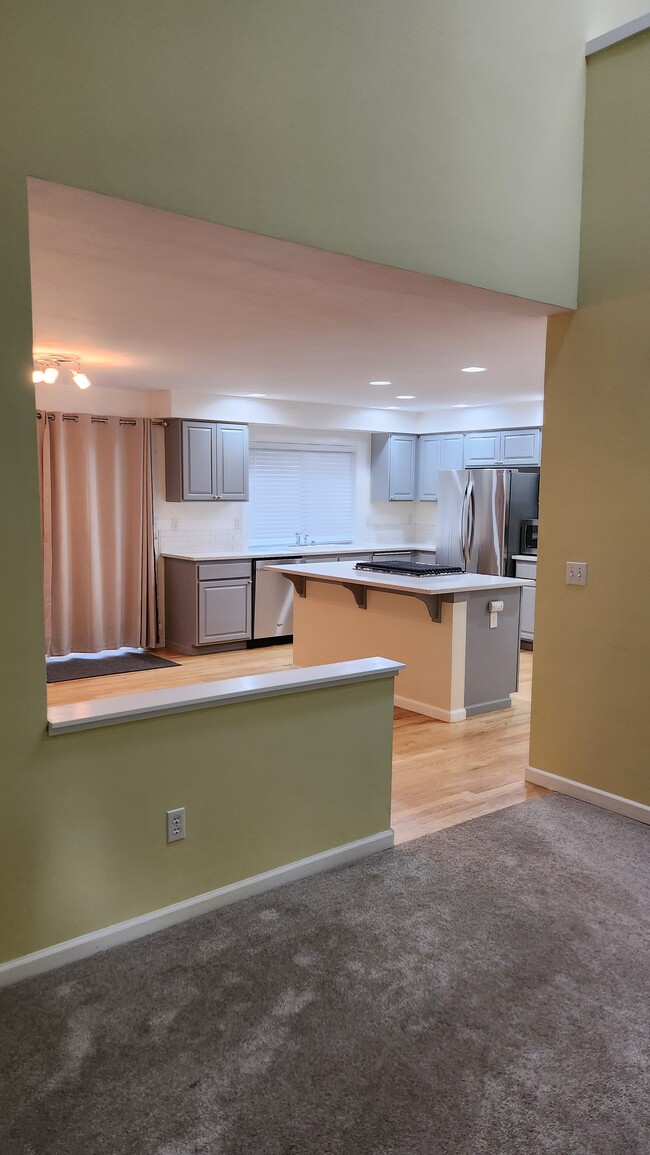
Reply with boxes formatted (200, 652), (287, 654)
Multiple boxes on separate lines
(46, 651), (180, 683)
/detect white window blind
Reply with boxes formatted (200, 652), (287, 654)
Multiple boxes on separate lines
(249, 444), (355, 547)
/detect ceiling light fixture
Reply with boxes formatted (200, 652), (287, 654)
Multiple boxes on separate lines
(32, 354), (92, 390)
(454, 403), (470, 408)
(369, 380), (391, 386)
(396, 395), (415, 400)
(245, 393), (267, 398)
(461, 366), (486, 373)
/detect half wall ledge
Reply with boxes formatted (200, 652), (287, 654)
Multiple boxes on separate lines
(46, 656), (405, 735)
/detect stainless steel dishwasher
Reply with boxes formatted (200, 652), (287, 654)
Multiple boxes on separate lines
(253, 558), (301, 640)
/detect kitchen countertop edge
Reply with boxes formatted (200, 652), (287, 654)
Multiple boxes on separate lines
(268, 561), (527, 597)
(159, 542), (435, 562)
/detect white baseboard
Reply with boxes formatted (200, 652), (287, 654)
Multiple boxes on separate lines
(0, 829), (394, 989)
(394, 694), (466, 723)
(526, 766), (650, 825)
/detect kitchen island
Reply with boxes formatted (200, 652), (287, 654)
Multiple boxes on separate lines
(267, 561), (526, 722)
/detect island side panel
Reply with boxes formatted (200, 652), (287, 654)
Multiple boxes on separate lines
(291, 580), (467, 722)
(463, 587), (521, 715)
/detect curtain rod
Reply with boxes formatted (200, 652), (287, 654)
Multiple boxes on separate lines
(36, 413), (169, 426)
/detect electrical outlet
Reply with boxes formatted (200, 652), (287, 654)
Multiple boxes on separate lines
(233, 516), (241, 530)
(566, 561), (588, 586)
(166, 807), (186, 842)
(171, 518), (179, 531)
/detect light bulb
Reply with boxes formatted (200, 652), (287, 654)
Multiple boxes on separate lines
(73, 372), (91, 390)
(43, 366), (59, 384)
(32, 369), (45, 383)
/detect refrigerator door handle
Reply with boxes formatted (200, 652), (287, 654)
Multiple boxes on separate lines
(460, 479), (470, 563)
(466, 478), (476, 562)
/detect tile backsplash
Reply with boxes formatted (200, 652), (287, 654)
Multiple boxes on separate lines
(156, 517), (244, 556)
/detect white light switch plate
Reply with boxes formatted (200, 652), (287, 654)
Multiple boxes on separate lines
(566, 561), (588, 586)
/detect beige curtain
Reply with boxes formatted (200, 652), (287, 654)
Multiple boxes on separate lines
(37, 411), (158, 656)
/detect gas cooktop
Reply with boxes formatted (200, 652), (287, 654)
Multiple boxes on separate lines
(354, 561), (464, 578)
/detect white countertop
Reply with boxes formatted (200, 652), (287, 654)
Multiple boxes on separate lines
(267, 560), (526, 597)
(160, 542), (434, 562)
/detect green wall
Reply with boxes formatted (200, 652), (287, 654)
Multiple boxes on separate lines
(2, 1), (597, 307)
(530, 31), (650, 805)
(1, 1), (644, 964)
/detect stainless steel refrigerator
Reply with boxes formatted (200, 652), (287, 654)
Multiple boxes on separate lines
(436, 468), (539, 577)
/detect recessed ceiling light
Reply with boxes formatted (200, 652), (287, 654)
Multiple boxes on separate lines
(369, 380), (391, 386)
(461, 366), (486, 373)
(385, 405), (402, 410)
(245, 393), (267, 398)
(396, 395), (415, 400)
(454, 403), (470, 408)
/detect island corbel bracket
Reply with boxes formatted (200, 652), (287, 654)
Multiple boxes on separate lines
(285, 573), (307, 598)
(413, 593), (442, 623)
(284, 571), (441, 622)
(342, 582), (367, 610)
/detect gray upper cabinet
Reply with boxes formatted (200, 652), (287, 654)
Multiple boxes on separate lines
(416, 433), (465, 500)
(217, 423), (249, 501)
(463, 430), (502, 467)
(198, 578), (251, 644)
(440, 434), (465, 471)
(463, 428), (541, 468)
(416, 435), (441, 501)
(182, 421), (217, 500)
(371, 433), (417, 501)
(165, 418), (249, 501)
(500, 428), (541, 466)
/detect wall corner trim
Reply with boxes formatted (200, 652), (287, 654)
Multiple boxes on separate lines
(0, 828), (394, 989)
(526, 767), (650, 824)
(586, 13), (650, 57)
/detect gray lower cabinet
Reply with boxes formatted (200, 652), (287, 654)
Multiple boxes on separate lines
(164, 558), (252, 653)
(515, 558), (536, 645)
(165, 419), (249, 501)
(198, 578), (251, 643)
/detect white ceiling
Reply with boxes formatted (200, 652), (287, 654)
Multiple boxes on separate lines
(28, 179), (565, 414)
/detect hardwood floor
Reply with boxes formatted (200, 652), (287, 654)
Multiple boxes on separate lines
(47, 645), (546, 843)
(391, 651), (546, 844)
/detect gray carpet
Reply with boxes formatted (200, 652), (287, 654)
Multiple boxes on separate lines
(1, 795), (649, 1154)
